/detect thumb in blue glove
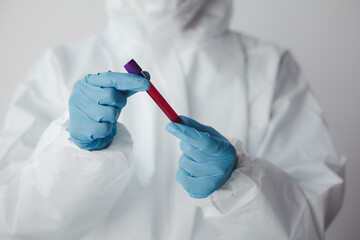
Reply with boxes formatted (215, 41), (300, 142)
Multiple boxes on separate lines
(166, 116), (237, 199)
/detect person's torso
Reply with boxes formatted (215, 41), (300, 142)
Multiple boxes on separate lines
(53, 30), (283, 240)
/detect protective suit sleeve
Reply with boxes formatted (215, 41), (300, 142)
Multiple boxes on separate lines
(193, 52), (345, 240)
(9, 113), (134, 239)
(0, 49), (67, 167)
(0, 50), (136, 239)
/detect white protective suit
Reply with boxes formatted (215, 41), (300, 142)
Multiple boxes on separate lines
(0, 0), (345, 239)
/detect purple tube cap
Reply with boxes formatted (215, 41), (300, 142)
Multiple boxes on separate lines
(124, 59), (143, 75)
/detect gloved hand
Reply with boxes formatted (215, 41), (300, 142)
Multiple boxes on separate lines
(69, 71), (150, 151)
(166, 116), (237, 199)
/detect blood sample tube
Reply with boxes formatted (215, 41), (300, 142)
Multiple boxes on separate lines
(124, 59), (183, 125)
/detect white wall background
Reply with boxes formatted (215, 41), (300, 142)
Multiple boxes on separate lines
(0, 0), (359, 239)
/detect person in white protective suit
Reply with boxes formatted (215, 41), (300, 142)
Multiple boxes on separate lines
(0, 0), (345, 239)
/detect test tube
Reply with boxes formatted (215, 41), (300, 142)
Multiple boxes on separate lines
(124, 59), (183, 125)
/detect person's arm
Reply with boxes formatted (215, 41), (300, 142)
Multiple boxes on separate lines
(168, 52), (345, 239)
(0, 50), (137, 239)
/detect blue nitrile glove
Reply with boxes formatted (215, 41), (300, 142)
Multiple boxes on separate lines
(69, 71), (150, 151)
(166, 116), (237, 199)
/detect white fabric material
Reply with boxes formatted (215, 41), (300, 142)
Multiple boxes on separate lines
(0, 0), (344, 239)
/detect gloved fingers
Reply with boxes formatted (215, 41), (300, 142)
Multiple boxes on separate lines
(179, 115), (224, 139)
(69, 108), (114, 140)
(85, 71), (150, 92)
(167, 122), (228, 153)
(125, 90), (138, 98)
(176, 168), (218, 199)
(180, 141), (236, 162)
(71, 126), (117, 151)
(142, 71), (151, 80)
(69, 95), (120, 123)
(125, 71), (150, 98)
(179, 141), (223, 162)
(97, 87), (128, 109)
(79, 81), (127, 109)
(179, 154), (225, 177)
(72, 80), (126, 110)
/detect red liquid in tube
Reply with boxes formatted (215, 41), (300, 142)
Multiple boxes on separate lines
(124, 59), (183, 125)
